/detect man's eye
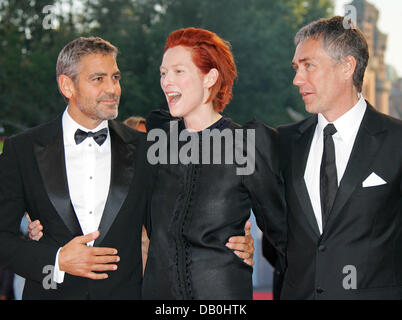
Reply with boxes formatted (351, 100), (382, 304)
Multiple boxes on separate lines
(113, 75), (121, 80)
(175, 69), (184, 74)
(93, 77), (102, 82)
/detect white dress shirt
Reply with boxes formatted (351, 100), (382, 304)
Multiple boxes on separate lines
(304, 95), (367, 234)
(53, 107), (111, 283)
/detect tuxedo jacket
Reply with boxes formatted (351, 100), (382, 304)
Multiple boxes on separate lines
(0, 115), (152, 299)
(278, 103), (402, 300)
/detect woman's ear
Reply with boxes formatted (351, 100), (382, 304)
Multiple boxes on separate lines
(204, 68), (219, 89)
(58, 75), (75, 100)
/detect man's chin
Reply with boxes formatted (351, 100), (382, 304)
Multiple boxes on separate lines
(98, 105), (119, 120)
(305, 103), (317, 114)
(106, 111), (118, 120)
(95, 111), (118, 121)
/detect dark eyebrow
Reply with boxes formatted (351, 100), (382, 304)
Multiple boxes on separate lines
(89, 72), (107, 78)
(89, 71), (121, 78)
(291, 57), (313, 69)
(293, 57), (312, 65)
(299, 58), (312, 63)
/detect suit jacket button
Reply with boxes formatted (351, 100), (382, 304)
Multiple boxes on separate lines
(318, 245), (326, 252)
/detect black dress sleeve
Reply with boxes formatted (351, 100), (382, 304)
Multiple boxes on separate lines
(241, 119), (287, 269)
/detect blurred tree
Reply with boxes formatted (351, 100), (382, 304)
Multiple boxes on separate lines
(0, 0), (79, 134)
(0, 0), (334, 132)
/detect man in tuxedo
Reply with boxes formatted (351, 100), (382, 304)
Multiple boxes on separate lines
(0, 37), (152, 299)
(279, 16), (402, 299)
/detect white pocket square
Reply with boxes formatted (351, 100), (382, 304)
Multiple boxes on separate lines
(362, 172), (387, 188)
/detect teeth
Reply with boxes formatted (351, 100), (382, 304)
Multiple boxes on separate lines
(167, 92), (181, 97)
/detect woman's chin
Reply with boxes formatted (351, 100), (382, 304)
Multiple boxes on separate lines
(168, 105), (182, 118)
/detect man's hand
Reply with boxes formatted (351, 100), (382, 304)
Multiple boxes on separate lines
(58, 231), (120, 280)
(26, 213), (43, 241)
(225, 220), (255, 266)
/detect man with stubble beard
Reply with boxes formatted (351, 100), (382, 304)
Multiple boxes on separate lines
(0, 37), (150, 299)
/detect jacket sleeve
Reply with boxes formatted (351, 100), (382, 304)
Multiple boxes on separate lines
(241, 120), (287, 269)
(0, 137), (59, 283)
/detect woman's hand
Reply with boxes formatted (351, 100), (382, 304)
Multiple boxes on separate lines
(26, 213), (43, 241)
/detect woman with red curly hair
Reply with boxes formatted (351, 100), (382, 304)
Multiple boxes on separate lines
(143, 28), (286, 299)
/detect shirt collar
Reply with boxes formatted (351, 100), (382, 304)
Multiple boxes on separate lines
(62, 106), (109, 146)
(317, 94), (367, 143)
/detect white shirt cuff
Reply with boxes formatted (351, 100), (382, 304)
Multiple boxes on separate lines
(53, 248), (65, 284)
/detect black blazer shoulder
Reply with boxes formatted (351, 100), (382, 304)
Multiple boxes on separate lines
(6, 115), (62, 146)
(362, 103), (402, 135)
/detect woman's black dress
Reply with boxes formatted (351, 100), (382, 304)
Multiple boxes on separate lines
(142, 109), (286, 300)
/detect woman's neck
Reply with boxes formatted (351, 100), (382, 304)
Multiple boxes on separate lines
(183, 104), (222, 132)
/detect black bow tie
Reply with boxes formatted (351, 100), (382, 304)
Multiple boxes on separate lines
(74, 128), (108, 146)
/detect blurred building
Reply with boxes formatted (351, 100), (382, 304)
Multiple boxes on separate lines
(351, 0), (392, 114)
(389, 78), (402, 119)
(387, 63), (402, 119)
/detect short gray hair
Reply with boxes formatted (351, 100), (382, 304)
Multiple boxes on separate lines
(294, 16), (369, 92)
(56, 36), (118, 82)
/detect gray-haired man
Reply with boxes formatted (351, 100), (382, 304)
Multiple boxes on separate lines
(279, 16), (402, 299)
(0, 37), (151, 299)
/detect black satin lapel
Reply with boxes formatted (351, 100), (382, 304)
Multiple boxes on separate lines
(94, 127), (136, 245)
(292, 123), (321, 237)
(326, 117), (386, 231)
(33, 125), (82, 237)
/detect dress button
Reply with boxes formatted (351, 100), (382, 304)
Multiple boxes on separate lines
(318, 245), (326, 252)
(316, 287), (324, 294)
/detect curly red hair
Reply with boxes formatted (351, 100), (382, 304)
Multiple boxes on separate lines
(164, 27), (237, 112)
